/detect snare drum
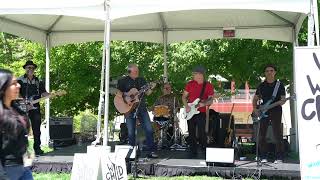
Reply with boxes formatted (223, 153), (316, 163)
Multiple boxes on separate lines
(153, 105), (170, 118)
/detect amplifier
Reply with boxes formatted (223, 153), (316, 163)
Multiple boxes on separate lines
(49, 117), (73, 140)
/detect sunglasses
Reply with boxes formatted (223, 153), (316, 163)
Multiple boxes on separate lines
(265, 70), (274, 72)
(26, 66), (35, 70)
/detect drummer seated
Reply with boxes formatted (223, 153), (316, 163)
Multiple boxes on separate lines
(153, 83), (180, 121)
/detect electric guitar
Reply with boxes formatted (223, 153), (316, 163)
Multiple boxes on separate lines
(224, 103), (235, 147)
(114, 82), (158, 115)
(183, 97), (213, 120)
(251, 95), (295, 122)
(25, 90), (67, 111)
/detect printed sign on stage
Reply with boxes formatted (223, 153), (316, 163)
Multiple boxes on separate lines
(294, 47), (320, 180)
(71, 153), (102, 180)
(101, 152), (128, 180)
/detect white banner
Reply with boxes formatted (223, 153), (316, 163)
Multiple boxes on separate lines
(295, 47), (320, 179)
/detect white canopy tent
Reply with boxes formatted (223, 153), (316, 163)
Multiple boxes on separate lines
(0, 0), (319, 150)
(1, 0), (318, 45)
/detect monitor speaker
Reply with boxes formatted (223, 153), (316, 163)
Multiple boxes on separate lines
(114, 145), (137, 160)
(206, 147), (235, 166)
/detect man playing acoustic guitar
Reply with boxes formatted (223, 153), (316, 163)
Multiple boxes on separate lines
(252, 64), (286, 164)
(182, 66), (214, 157)
(116, 64), (158, 158)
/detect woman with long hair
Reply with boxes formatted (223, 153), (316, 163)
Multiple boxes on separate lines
(0, 69), (33, 180)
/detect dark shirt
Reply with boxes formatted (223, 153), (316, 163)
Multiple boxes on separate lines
(117, 76), (148, 110)
(255, 80), (286, 111)
(17, 74), (47, 108)
(0, 108), (29, 167)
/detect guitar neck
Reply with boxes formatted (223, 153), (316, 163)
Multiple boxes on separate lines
(31, 94), (52, 104)
(227, 103), (235, 128)
(261, 97), (290, 112)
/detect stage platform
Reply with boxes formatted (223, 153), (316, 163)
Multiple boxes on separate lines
(32, 143), (300, 179)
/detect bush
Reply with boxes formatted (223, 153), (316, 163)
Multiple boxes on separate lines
(73, 109), (97, 134)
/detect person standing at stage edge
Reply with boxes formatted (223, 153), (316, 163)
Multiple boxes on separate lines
(182, 66), (214, 157)
(17, 60), (49, 156)
(116, 64), (158, 158)
(252, 64), (286, 164)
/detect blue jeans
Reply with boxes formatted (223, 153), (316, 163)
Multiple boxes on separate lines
(126, 108), (155, 152)
(4, 165), (33, 180)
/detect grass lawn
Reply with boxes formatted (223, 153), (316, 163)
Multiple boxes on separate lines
(33, 173), (71, 180)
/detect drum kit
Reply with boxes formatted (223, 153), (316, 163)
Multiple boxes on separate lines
(152, 99), (187, 150)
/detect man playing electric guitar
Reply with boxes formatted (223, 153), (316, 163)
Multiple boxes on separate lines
(252, 64), (286, 164)
(17, 60), (50, 156)
(182, 66), (214, 156)
(116, 64), (158, 158)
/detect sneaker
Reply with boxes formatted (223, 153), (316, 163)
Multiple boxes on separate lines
(274, 159), (283, 164)
(261, 159), (268, 163)
(147, 152), (158, 158)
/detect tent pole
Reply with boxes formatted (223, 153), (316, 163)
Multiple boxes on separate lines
(103, 0), (111, 146)
(92, 32), (106, 146)
(163, 30), (168, 83)
(308, 0), (316, 46)
(44, 34), (50, 146)
(291, 28), (299, 153)
(312, 0), (319, 45)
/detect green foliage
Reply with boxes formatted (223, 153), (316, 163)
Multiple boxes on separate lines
(73, 109), (98, 133)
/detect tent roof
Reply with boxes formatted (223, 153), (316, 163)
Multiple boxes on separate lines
(0, 0), (312, 46)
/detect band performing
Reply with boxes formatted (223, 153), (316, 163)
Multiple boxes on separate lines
(114, 63), (288, 163)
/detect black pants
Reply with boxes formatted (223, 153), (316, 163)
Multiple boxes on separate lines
(259, 109), (284, 159)
(187, 113), (206, 153)
(28, 109), (42, 151)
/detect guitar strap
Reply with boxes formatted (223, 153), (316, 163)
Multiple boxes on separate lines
(271, 80), (280, 101)
(199, 81), (207, 100)
(198, 82), (210, 133)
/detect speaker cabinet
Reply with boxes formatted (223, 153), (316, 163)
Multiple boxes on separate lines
(49, 117), (73, 140)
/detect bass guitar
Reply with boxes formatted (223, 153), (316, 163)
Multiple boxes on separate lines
(251, 95), (295, 122)
(114, 82), (157, 115)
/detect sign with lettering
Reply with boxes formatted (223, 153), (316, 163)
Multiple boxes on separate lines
(101, 152), (128, 180)
(71, 153), (102, 180)
(295, 47), (320, 180)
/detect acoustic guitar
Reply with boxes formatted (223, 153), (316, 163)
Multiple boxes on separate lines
(114, 82), (157, 115)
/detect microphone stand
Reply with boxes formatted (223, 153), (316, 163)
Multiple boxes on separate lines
(237, 118), (276, 169)
(170, 96), (186, 151)
(132, 88), (147, 179)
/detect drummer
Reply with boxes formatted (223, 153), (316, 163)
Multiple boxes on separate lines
(153, 82), (180, 121)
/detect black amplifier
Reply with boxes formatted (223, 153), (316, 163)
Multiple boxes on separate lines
(49, 117), (73, 140)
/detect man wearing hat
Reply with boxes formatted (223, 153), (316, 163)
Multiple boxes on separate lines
(182, 65), (214, 156)
(18, 60), (49, 155)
